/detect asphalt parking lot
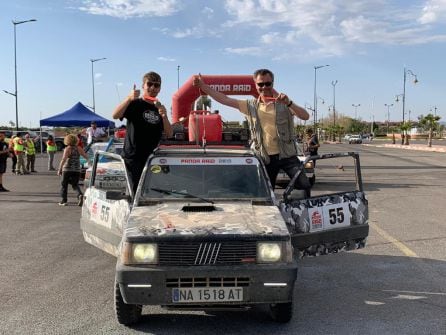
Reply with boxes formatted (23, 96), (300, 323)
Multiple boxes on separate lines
(0, 146), (445, 335)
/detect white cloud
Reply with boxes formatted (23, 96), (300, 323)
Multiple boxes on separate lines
(157, 56), (176, 62)
(224, 46), (263, 56)
(95, 73), (103, 79)
(222, 0), (446, 59)
(418, 0), (446, 24)
(79, 0), (182, 18)
(202, 6), (214, 18)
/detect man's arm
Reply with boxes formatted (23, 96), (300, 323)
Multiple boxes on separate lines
(288, 102), (310, 120)
(193, 74), (240, 110)
(112, 85), (140, 120)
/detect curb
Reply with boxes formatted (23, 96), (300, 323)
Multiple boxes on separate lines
(363, 143), (446, 153)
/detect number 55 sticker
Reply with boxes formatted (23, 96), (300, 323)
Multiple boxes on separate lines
(309, 203), (350, 232)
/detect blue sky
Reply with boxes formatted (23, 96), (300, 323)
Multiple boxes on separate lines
(1, 0), (446, 128)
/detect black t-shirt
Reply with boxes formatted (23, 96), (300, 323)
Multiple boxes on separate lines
(122, 99), (164, 160)
(0, 140), (8, 162)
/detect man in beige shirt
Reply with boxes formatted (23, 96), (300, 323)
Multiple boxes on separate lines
(193, 69), (311, 193)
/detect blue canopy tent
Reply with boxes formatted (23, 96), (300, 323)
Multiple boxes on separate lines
(40, 102), (115, 127)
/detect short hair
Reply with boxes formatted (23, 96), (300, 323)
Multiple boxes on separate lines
(305, 128), (313, 134)
(64, 134), (78, 146)
(253, 69), (274, 82)
(91, 121), (97, 125)
(143, 71), (162, 84)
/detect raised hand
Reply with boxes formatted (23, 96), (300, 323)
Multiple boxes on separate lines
(128, 83), (140, 101)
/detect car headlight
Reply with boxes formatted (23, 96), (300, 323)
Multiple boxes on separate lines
(122, 242), (158, 265)
(257, 242), (282, 263)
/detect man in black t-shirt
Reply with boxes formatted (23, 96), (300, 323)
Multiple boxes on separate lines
(0, 132), (10, 192)
(112, 72), (173, 193)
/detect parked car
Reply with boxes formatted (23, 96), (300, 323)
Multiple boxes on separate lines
(348, 135), (363, 144)
(344, 134), (352, 141)
(81, 139), (124, 184)
(80, 146), (369, 326)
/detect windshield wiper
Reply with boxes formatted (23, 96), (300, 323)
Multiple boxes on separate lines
(150, 187), (214, 204)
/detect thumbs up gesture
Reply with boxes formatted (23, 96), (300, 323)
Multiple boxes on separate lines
(192, 73), (203, 88)
(128, 84), (140, 101)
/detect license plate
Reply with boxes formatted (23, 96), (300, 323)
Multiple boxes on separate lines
(172, 287), (243, 303)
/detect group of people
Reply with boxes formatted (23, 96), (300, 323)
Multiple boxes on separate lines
(0, 131), (48, 192)
(1, 67), (320, 201)
(112, 69), (319, 196)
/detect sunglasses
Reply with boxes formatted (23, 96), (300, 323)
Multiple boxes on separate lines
(256, 82), (273, 88)
(146, 82), (161, 88)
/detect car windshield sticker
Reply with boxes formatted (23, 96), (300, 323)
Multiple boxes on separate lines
(150, 157), (257, 165)
(151, 165), (162, 173)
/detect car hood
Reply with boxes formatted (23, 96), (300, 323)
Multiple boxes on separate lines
(125, 202), (289, 238)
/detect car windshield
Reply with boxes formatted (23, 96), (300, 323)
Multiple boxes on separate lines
(140, 156), (271, 201)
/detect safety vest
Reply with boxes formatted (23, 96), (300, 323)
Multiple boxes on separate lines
(47, 140), (57, 152)
(25, 139), (36, 155)
(13, 137), (24, 152)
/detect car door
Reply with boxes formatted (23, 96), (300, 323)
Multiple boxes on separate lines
(80, 151), (133, 257)
(279, 152), (369, 257)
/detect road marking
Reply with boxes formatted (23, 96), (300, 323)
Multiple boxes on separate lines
(370, 223), (418, 257)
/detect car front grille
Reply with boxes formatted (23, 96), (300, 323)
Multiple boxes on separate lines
(158, 241), (257, 266)
(166, 277), (250, 288)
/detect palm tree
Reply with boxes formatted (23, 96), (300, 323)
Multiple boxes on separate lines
(399, 121), (412, 145)
(418, 113), (441, 147)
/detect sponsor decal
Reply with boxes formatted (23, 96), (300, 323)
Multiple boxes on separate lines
(311, 210), (323, 231)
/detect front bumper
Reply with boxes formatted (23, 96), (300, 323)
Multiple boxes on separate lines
(116, 262), (297, 307)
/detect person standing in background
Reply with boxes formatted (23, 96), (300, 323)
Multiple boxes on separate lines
(57, 134), (89, 206)
(24, 133), (39, 172)
(46, 135), (57, 171)
(86, 121), (107, 145)
(8, 135), (17, 173)
(0, 132), (10, 192)
(13, 135), (28, 175)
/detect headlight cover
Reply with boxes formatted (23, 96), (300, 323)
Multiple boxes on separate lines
(257, 242), (282, 263)
(122, 242), (158, 265)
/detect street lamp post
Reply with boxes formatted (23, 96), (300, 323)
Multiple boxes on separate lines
(177, 65), (180, 90)
(384, 103), (393, 134)
(331, 80), (338, 141)
(352, 104), (360, 119)
(400, 67), (418, 124)
(313, 64), (329, 131)
(3, 19), (37, 131)
(395, 67), (418, 145)
(90, 57), (106, 113)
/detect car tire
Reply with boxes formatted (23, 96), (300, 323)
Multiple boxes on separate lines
(114, 278), (142, 325)
(269, 301), (293, 323)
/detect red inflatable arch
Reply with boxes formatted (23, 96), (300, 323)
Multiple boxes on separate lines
(171, 75), (259, 122)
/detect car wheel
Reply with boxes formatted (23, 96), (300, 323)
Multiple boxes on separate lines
(309, 175), (316, 186)
(269, 301), (293, 323)
(114, 278), (142, 325)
